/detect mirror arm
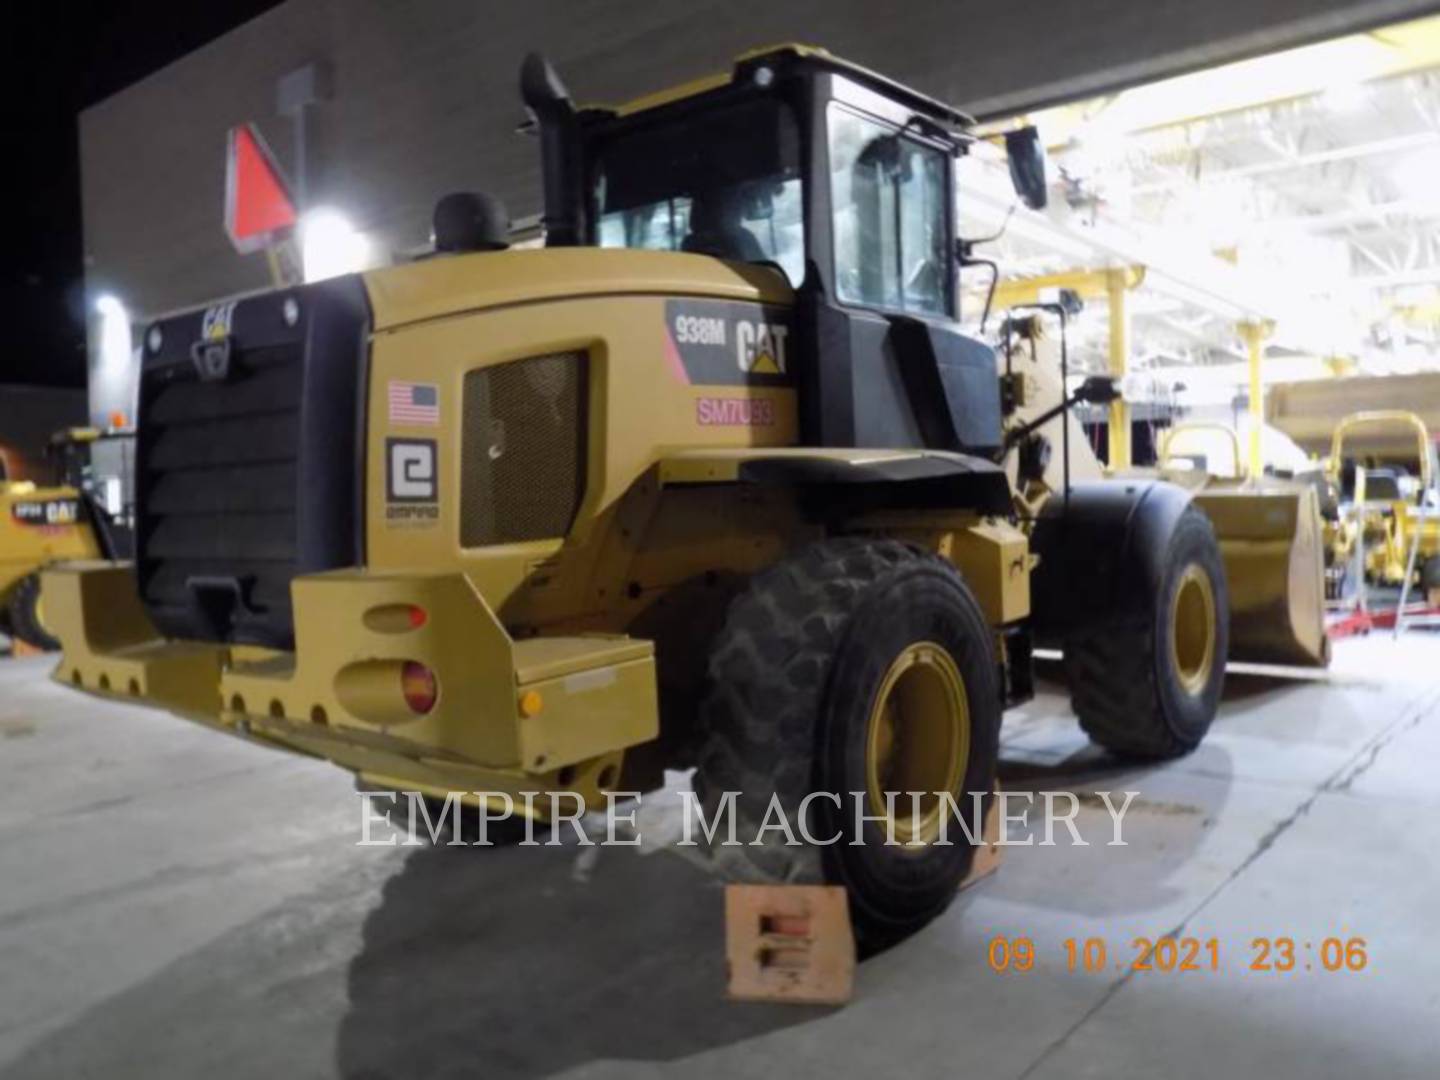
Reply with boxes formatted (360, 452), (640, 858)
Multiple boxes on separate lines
(958, 242), (1000, 332)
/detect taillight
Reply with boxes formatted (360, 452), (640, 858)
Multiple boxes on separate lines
(401, 661), (438, 714)
(362, 604), (429, 633)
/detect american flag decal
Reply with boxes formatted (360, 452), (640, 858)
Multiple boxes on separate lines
(388, 381), (440, 426)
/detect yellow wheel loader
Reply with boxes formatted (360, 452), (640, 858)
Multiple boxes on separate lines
(45, 47), (1231, 944)
(1, 427), (130, 651)
(998, 315), (1327, 668)
(1324, 410), (1440, 596)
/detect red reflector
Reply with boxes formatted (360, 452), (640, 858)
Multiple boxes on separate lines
(401, 661), (438, 714)
(407, 605), (428, 629)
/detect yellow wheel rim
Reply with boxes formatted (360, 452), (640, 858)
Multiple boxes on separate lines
(864, 642), (970, 846)
(1171, 564), (1217, 695)
(33, 589), (50, 635)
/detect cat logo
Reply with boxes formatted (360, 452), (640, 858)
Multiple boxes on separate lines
(201, 301), (237, 342)
(736, 319), (788, 376)
(665, 299), (794, 388)
(11, 498), (80, 527)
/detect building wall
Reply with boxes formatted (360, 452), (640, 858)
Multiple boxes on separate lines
(79, 0), (1436, 379)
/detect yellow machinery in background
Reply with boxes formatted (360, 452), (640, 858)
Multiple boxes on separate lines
(0, 426), (131, 651)
(1325, 410), (1440, 597)
(998, 314), (1328, 667)
(1, 462), (100, 652)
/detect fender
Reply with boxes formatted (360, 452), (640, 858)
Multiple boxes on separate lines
(658, 448), (1013, 516)
(1029, 479), (1196, 644)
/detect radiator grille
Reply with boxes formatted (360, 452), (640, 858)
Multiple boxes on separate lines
(460, 352), (587, 546)
(133, 278), (368, 649)
(137, 344), (302, 641)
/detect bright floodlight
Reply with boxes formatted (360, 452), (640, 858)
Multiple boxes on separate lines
(301, 208), (371, 282)
(96, 293), (132, 376)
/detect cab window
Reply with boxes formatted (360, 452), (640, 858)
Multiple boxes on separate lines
(828, 104), (950, 316)
(592, 97), (805, 286)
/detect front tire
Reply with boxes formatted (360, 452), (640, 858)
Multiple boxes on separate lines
(7, 573), (60, 652)
(694, 538), (1001, 947)
(1065, 504), (1228, 758)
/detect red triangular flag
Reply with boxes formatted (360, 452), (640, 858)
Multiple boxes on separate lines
(225, 123), (297, 253)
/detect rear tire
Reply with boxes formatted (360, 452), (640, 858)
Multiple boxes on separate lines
(7, 573), (60, 652)
(1065, 504), (1228, 759)
(694, 538), (1000, 948)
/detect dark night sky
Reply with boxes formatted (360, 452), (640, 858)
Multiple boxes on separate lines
(3, 2), (281, 389)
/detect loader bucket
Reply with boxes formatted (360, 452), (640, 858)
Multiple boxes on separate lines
(1190, 485), (1329, 667)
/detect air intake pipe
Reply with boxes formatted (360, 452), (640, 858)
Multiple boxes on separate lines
(520, 53), (585, 247)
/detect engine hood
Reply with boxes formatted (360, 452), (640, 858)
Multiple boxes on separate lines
(362, 247), (793, 331)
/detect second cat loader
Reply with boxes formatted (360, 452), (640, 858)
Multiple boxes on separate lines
(1, 426), (131, 651)
(44, 47), (1231, 945)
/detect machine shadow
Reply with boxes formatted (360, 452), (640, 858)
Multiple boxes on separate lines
(334, 839), (831, 1079)
(991, 662), (1241, 919)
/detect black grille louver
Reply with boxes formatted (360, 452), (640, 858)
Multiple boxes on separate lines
(134, 277), (369, 649)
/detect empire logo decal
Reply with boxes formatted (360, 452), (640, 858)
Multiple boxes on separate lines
(664, 299), (793, 387)
(385, 437), (439, 527)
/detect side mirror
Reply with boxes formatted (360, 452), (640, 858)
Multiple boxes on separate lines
(1004, 126), (1048, 211)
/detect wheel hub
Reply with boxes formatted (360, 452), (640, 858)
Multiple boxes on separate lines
(865, 642), (970, 846)
(1171, 563), (1217, 695)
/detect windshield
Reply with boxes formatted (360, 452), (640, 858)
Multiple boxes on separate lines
(828, 103), (950, 316)
(591, 95), (805, 286)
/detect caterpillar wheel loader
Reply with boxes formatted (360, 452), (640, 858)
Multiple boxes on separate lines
(1, 427), (131, 651)
(45, 46), (1229, 945)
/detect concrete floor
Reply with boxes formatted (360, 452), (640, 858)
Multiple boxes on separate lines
(1, 636), (1438, 1078)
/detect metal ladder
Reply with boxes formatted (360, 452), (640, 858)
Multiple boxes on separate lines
(1393, 501), (1440, 637)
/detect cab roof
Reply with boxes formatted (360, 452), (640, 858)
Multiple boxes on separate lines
(600, 44), (975, 129)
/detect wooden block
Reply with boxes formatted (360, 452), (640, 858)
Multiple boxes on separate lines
(725, 884), (854, 1005)
(959, 790), (1003, 892)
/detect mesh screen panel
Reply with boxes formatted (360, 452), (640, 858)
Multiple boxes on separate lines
(460, 351), (587, 546)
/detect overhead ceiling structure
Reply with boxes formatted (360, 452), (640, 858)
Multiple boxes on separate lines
(961, 14), (1440, 398)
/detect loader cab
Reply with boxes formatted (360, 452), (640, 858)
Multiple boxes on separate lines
(525, 47), (1024, 455)
(580, 50), (962, 315)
